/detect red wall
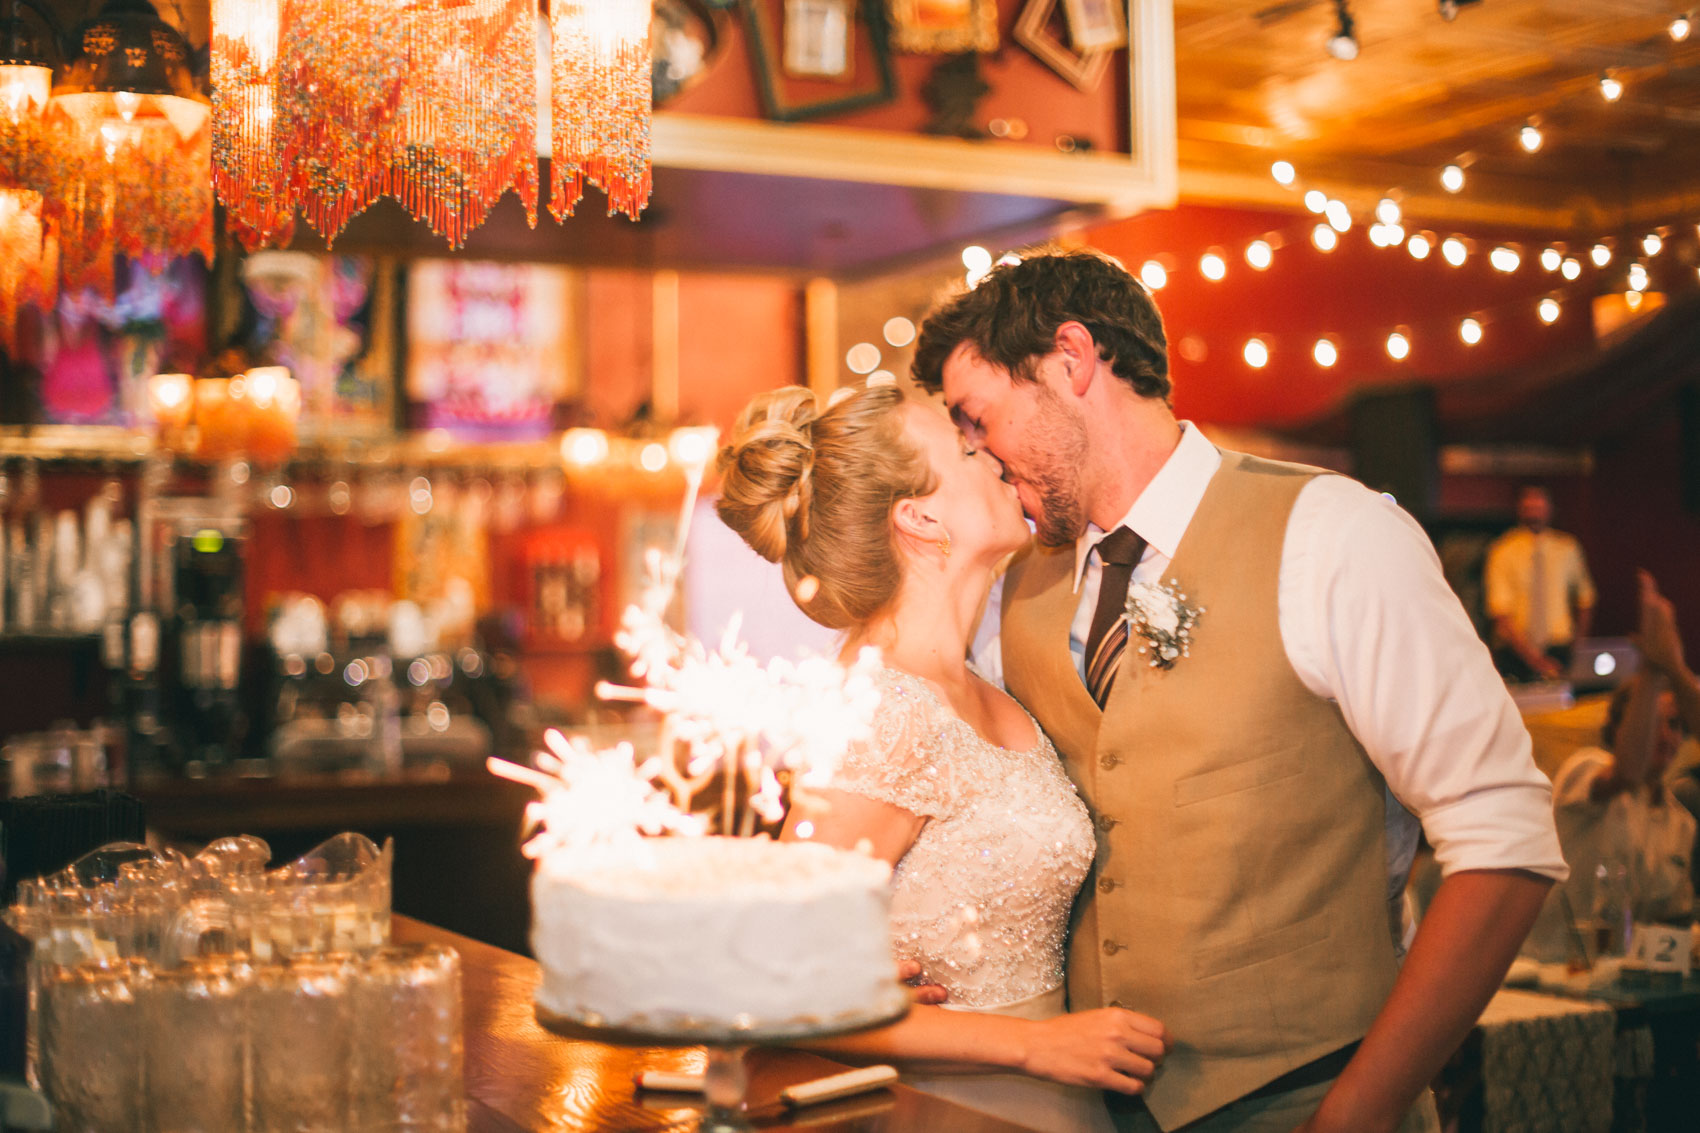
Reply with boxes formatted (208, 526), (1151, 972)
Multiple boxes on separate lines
(1084, 204), (1601, 428)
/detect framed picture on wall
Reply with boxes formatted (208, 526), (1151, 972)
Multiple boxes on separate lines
(1063, 0), (1128, 52)
(887, 0), (999, 54)
(1015, 0), (1116, 91)
(744, 0), (897, 120)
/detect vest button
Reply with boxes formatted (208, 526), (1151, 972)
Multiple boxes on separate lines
(1097, 876), (1118, 893)
(1099, 752), (1121, 770)
(1102, 940), (1124, 956)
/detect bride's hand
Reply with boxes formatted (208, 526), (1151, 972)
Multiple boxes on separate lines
(896, 959), (948, 1006)
(1020, 1008), (1169, 1093)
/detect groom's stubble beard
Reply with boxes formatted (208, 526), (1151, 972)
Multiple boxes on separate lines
(1024, 384), (1090, 548)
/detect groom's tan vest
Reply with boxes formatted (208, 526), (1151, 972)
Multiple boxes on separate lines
(1003, 452), (1397, 1130)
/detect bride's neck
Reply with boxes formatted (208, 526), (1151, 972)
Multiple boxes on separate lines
(846, 562), (993, 686)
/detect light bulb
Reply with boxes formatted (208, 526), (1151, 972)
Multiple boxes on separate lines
(1538, 298), (1561, 324)
(846, 342), (881, 374)
(1442, 237), (1467, 266)
(1561, 257), (1581, 280)
(1540, 247), (1562, 272)
(961, 245), (993, 274)
(1139, 260), (1167, 290)
(1386, 332), (1410, 360)
(1200, 252), (1227, 281)
(1325, 199), (1352, 232)
(1313, 339), (1338, 368)
(561, 428), (610, 467)
(1312, 224), (1339, 252)
(638, 442), (669, 473)
(1304, 189), (1328, 213)
(1460, 318), (1483, 345)
(1489, 246), (1521, 273)
(1441, 164), (1465, 192)
(1369, 224), (1391, 248)
(1590, 243), (1612, 267)
(1628, 263), (1649, 292)
(1599, 74), (1623, 102)
(1246, 240), (1274, 270)
(1271, 161), (1296, 186)
(1243, 338), (1269, 368)
(1672, 14), (1692, 41)
(1375, 198), (1401, 225)
(1519, 124), (1543, 153)
(1642, 232), (1663, 256)
(1407, 234), (1432, 260)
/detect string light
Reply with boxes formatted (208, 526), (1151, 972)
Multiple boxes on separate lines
(846, 342), (881, 374)
(1489, 246), (1521, 273)
(1590, 243), (1612, 267)
(1139, 260), (1167, 290)
(1442, 237), (1468, 266)
(1325, 199), (1352, 232)
(1561, 257), (1581, 280)
(1539, 247), (1562, 272)
(1243, 338), (1270, 368)
(1642, 232), (1663, 256)
(561, 428), (610, 466)
(1599, 74), (1623, 102)
(1246, 240), (1274, 270)
(1304, 189), (1328, 213)
(1271, 160), (1296, 186)
(1312, 339), (1338, 367)
(1312, 224), (1339, 252)
(1459, 318), (1483, 345)
(1200, 251), (1227, 281)
(638, 442), (669, 473)
(1538, 297), (1561, 324)
(1518, 123), (1543, 153)
(1672, 13), (1692, 42)
(1628, 262), (1649, 292)
(1407, 233), (1433, 260)
(1441, 164), (1465, 193)
(1375, 198), (1401, 225)
(1386, 332), (1410, 360)
(961, 245), (992, 274)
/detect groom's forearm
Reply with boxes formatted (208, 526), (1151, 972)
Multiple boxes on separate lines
(1298, 869), (1552, 1133)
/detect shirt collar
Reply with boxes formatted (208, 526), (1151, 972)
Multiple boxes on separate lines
(1072, 421), (1222, 592)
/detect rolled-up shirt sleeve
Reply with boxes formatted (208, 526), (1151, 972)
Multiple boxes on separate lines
(1283, 477), (1569, 882)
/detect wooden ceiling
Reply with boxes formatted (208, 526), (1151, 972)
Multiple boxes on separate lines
(1173, 0), (1700, 231)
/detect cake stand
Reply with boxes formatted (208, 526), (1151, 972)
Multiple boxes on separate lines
(537, 990), (909, 1131)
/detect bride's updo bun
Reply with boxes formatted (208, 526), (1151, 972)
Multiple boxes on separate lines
(716, 382), (935, 629)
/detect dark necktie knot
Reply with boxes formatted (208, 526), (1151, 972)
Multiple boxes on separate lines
(1097, 526), (1145, 568)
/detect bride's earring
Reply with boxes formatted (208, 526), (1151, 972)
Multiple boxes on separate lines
(937, 531), (952, 558)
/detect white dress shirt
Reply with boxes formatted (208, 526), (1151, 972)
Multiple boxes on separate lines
(975, 423), (1569, 913)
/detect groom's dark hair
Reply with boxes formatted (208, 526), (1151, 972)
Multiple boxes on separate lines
(910, 245), (1170, 402)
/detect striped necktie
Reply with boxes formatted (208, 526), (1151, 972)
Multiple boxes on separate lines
(1084, 526), (1148, 708)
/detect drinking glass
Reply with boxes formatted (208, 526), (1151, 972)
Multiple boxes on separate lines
(351, 944), (466, 1131)
(37, 959), (150, 1132)
(250, 955), (354, 1132)
(146, 957), (251, 1133)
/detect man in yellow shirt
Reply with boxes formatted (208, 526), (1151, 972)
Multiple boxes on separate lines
(1484, 486), (1595, 681)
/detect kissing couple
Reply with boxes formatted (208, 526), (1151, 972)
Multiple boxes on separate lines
(714, 248), (1567, 1133)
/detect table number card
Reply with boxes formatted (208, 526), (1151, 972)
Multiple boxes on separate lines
(1628, 922), (1693, 975)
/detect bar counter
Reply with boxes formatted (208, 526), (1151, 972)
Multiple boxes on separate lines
(393, 916), (1033, 1132)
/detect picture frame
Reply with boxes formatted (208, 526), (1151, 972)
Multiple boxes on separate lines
(1063, 0), (1128, 52)
(783, 0), (855, 79)
(886, 0), (999, 54)
(743, 0), (898, 122)
(1015, 0), (1116, 92)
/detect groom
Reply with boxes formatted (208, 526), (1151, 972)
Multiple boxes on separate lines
(911, 248), (1567, 1133)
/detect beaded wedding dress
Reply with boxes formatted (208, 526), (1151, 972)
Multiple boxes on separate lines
(830, 667), (1114, 1133)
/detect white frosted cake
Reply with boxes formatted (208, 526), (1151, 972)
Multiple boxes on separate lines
(531, 836), (904, 1035)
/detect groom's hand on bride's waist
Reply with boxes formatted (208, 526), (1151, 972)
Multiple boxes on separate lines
(896, 959), (949, 1006)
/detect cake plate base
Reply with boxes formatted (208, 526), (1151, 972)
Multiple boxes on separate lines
(537, 993), (909, 1131)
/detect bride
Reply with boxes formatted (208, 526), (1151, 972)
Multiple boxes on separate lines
(715, 380), (1167, 1132)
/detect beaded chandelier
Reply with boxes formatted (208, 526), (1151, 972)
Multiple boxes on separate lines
(549, 0), (652, 222)
(212, 0), (547, 250)
(0, 30), (55, 340)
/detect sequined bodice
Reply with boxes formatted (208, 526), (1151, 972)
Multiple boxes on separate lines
(831, 668), (1096, 1009)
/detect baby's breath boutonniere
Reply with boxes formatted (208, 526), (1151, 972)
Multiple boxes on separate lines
(1125, 579), (1204, 670)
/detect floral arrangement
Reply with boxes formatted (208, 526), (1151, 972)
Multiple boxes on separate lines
(1124, 579), (1205, 670)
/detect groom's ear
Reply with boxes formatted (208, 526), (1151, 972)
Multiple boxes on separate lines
(1053, 322), (1097, 398)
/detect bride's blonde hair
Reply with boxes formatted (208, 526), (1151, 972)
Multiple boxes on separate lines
(715, 384), (936, 629)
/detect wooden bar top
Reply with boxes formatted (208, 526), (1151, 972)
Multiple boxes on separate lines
(394, 916), (1035, 1132)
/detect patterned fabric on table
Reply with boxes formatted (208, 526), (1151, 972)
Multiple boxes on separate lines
(1478, 988), (1615, 1133)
